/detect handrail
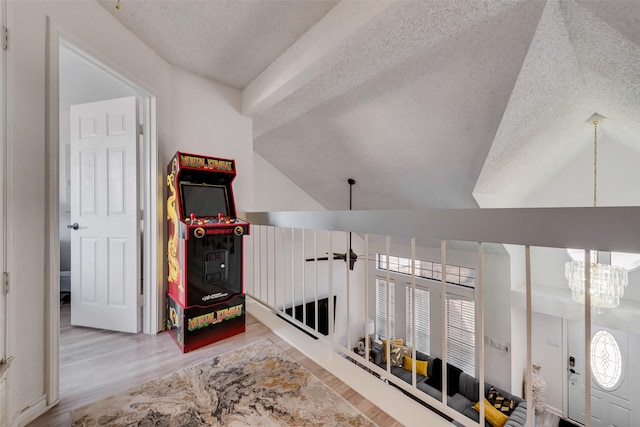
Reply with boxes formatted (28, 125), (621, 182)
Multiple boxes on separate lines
(247, 206), (640, 253)
(245, 206), (640, 427)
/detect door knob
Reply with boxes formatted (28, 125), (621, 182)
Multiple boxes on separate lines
(569, 368), (580, 375)
(67, 223), (79, 230)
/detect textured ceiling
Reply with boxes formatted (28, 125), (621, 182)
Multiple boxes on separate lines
(99, 0), (640, 211)
(97, 0), (337, 88)
(475, 0), (640, 204)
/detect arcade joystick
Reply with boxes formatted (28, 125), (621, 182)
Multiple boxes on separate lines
(190, 213), (196, 223)
(218, 212), (223, 222)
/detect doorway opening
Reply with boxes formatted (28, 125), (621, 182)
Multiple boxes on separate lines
(46, 24), (161, 407)
(60, 44), (143, 332)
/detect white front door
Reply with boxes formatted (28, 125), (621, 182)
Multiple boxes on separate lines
(568, 321), (632, 427)
(69, 96), (140, 333)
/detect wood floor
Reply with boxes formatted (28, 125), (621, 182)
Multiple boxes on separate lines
(28, 304), (401, 427)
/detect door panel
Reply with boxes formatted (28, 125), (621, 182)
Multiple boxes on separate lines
(79, 237), (98, 303)
(107, 149), (126, 215)
(70, 96), (140, 333)
(107, 238), (127, 306)
(80, 151), (97, 215)
(611, 403), (631, 426)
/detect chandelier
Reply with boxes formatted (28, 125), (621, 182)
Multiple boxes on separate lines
(564, 114), (629, 313)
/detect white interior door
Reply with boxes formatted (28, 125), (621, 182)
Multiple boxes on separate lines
(568, 321), (632, 427)
(69, 96), (140, 333)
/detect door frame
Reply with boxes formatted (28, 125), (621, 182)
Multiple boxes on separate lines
(0, 0), (6, 367)
(44, 19), (162, 406)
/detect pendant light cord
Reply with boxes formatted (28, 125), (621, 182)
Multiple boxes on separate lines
(348, 178), (355, 250)
(593, 121), (598, 208)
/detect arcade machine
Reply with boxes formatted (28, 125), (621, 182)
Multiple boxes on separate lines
(166, 151), (250, 352)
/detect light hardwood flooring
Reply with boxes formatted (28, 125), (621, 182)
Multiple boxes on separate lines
(29, 303), (402, 427)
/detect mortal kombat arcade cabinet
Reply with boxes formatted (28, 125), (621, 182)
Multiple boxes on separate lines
(166, 151), (250, 352)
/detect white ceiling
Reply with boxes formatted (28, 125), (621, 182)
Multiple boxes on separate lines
(98, 0), (640, 211)
(98, 0), (338, 89)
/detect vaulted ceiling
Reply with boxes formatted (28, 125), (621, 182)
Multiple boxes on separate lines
(99, 0), (640, 211)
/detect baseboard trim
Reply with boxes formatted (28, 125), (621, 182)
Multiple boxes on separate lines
(13, 395), (48, 427)
(544, 404), (564, 418)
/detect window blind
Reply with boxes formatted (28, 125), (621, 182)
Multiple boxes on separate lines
(406, 286), (430, 355)
(375, 278), (395, 338)
(446, 296), (475, 375)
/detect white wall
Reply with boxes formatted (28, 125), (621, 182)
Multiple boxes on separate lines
(7, 1), (254, 424)
(526, 139), (640, 208)
(512, 297), (566, 414)
(531, 312), (564, 414)
(510, 307), (526, 397)
(481, 247), (513, 392)
(167, 66), (253, 215)
(253, 153), (325, 212)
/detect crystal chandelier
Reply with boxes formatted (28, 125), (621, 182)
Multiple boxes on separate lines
(565, 260), (628, 312)
(564, 114), (629, 312)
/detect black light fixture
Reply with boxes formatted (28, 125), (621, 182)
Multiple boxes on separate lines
(306, 178), (359, 270)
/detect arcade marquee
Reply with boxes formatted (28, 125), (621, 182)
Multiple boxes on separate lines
(166, 151), (249, 352)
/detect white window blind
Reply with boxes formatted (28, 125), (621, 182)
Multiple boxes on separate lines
(375, 278), (395, 338)
(406, 287), (430, 355)
(446, 296), (476, 375)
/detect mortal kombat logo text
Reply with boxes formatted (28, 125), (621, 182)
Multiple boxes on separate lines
(180, 155), (233, 172)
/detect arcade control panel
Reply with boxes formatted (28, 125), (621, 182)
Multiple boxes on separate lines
(180, 212), (250, 237)
(185, 212), (246, 226)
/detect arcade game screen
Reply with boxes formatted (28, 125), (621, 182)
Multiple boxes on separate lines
(180, 183), (229, 217)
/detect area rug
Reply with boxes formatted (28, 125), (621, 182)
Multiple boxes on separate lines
(69, 338), (377, 426)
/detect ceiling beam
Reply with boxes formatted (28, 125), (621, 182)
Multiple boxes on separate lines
(242, 0), (394, 118)
(244, 0), (532, 139)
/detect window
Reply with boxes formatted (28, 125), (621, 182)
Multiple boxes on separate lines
(446, 296), (475, 375)
(377, 254), (475, 288)
(376, 278), (395, 338)
(406, 287), (430, 355)
(591, 330), (622, 390)
(567, 249), (640, 271)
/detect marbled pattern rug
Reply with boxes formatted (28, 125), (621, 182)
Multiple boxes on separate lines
(70, 338), (377, 426)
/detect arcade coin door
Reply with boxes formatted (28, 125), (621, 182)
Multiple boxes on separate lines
(166, 151), (249, 352)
